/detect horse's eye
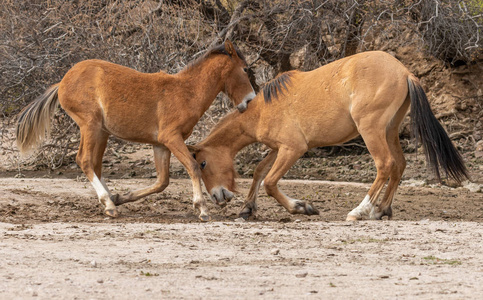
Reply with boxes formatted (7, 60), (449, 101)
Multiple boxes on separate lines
(243, 67), (248, 73)
(200, 161), (207, 170)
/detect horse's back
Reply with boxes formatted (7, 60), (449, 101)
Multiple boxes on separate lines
(57, 59), (166, 143)
(256, 51), (413, 147)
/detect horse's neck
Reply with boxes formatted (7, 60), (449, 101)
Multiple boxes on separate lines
(176, 58), (225, 111)
(202, 111), (257, 158)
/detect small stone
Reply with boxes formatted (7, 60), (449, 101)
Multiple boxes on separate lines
(234, 217), (246, 222)
(97, 279), (104, 284)
(91, 260), (97, 268)
(296, 272), (308, 278)
(271, 248), (280, 255)
(294, 219), (301, 223)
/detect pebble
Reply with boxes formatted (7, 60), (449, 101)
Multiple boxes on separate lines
(296, 272), (308, 278)
(97, 279), (104, 284)
(271, 248), (280, 255)
(91, 260), (97, 268)
(234, 217), (246, 222)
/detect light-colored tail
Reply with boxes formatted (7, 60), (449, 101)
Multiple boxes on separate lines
(16, 84), (60, 155)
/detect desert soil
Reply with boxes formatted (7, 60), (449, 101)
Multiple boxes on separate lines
(1, 175), (482, 299)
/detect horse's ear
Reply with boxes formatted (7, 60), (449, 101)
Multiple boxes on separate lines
(224, 40), (237, 58)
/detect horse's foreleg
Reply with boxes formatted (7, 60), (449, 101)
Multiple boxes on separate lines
(163, 137), (209, 221)
(239, 149), (278, 219)
(263, 146), (319, 216)
(114, 145), (171, 205)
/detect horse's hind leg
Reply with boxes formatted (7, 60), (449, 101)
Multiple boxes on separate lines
(76, 127), (118, 217)
(377, 134), (406, 219)
(347, 127), (395, 221)
(239, 149), (277, 219)
(263, 146), (319, 216)
(113, 145), (171, 205)
(376, 99), (409, 219)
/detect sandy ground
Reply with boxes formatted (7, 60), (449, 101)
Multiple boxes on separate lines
(1, 177), (482, 299)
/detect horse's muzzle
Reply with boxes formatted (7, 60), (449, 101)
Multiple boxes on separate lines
(211, 187), (234, 207)
(237, 91), (256, 113)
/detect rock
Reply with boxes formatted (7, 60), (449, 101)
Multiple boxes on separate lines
(296, 271), (308, 278)
(475, 140), (483, 158)
(271, 248), (280, 255)
(234, 217), (246, 222)
(91, 260), (97, 268)
(463, 181), (482, 193)
(97, 278), (104, 284)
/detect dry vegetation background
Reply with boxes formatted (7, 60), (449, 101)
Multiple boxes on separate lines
(0, 0), (482, 181)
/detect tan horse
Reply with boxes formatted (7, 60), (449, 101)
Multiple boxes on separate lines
(16, 40), (255, 221)
(189, 51), (469, 220)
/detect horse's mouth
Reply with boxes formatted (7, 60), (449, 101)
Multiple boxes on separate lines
(237, 92), (256, 113)
(211, 187), (234, 206)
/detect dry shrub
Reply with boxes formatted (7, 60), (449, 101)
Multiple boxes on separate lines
(0, 0), (481, 170)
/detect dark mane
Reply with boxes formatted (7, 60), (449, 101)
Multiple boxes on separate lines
(262, 72), (293, 103)
(183, 43), (246, 72)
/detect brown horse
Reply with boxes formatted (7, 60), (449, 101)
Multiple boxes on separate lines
(189, 51), (469, 220)
(16, 40), (255, 221)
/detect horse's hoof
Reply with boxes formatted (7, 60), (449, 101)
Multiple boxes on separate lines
(346, 214), (360, 221)
(305, 203), (319, 215)
(383, 207), (393, 220)
(239, 206), (255, 220)
(293, 201), (319, 215)
(105, 208), (119, 218)
(199, 214), (211, 222)
(110, 194), (121, 205)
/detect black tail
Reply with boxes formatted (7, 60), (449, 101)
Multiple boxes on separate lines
(407, 76), (469, 183)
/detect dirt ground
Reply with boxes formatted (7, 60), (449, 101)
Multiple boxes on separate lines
(1, 174), (482, 299)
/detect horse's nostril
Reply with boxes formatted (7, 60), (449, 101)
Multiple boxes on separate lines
(223, 189), (234, 201)
(237, 103), (247, 113)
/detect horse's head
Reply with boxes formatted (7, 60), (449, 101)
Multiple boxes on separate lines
(220, 40), (256, 113)
(189, 144), (237, 207)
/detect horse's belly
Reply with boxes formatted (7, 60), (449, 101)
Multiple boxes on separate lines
(103, 114), (159, 144)
(303, 114), (358, 147)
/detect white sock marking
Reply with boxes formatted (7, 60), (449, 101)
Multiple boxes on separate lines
(348, 194), (375, 218)
(91, 174), (109, 201)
